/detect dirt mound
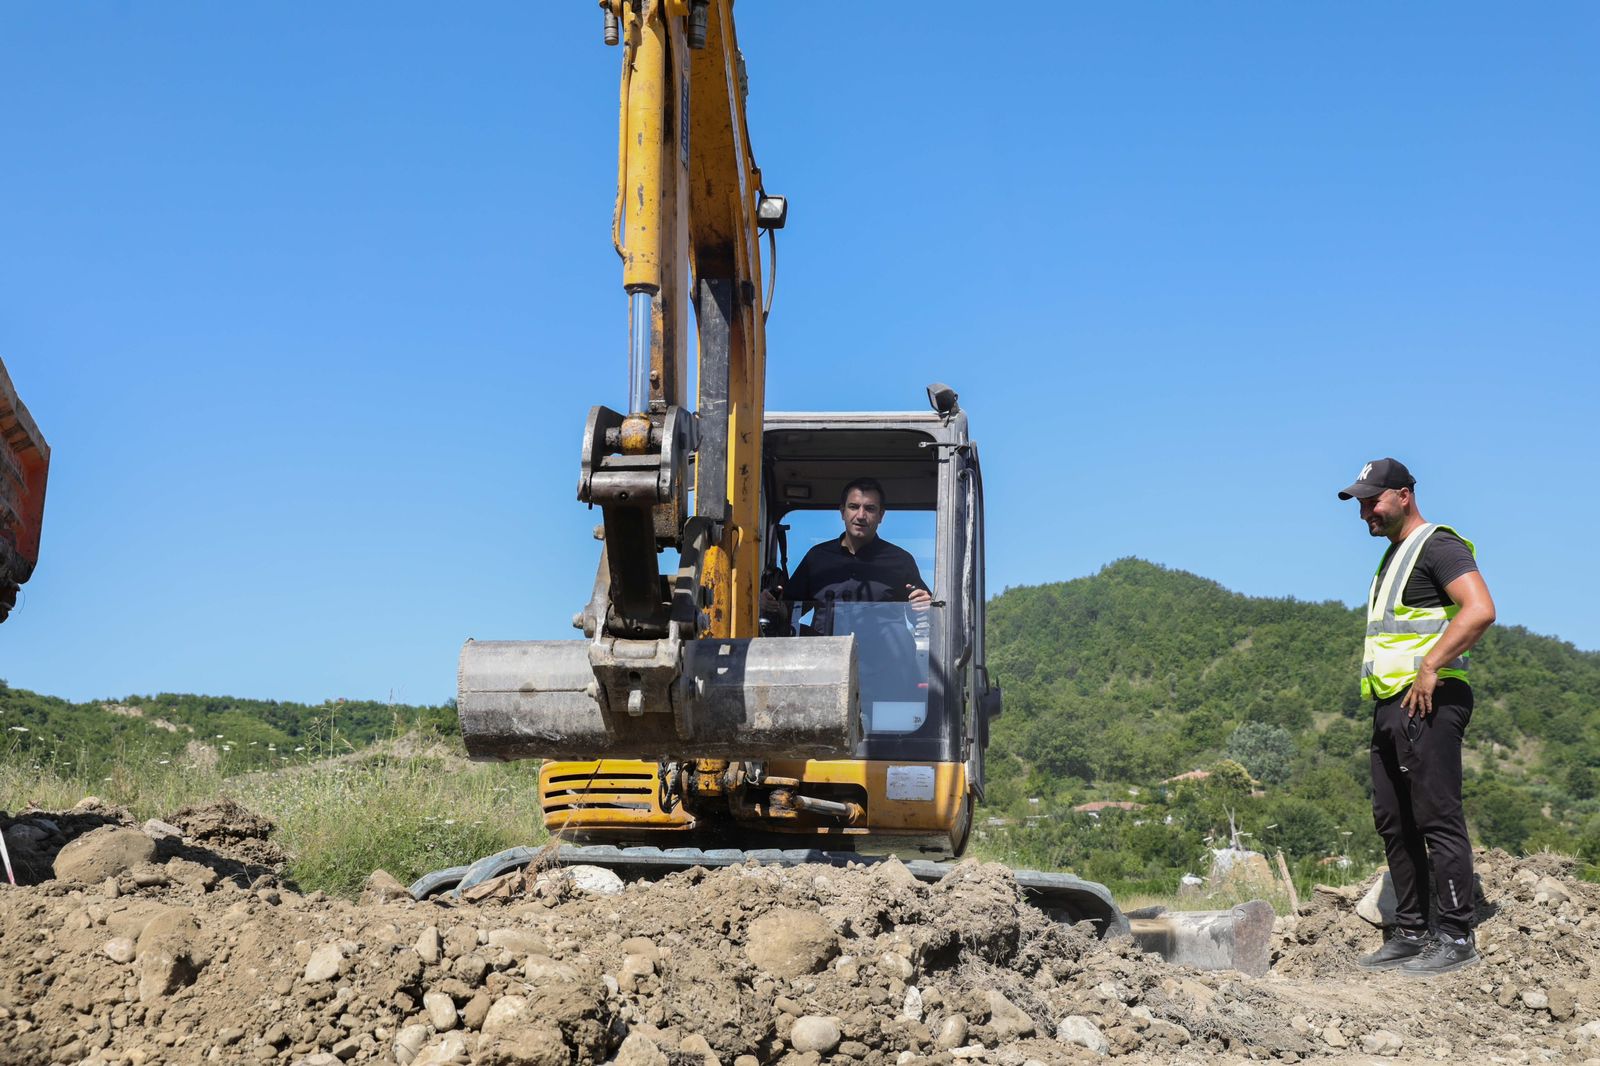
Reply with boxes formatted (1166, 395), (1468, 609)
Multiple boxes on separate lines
(1275, 848), (1600, 982)
(4, 806), (1600, 1065)
(2, 798), (286, 892)
(165, 798), (288, 872)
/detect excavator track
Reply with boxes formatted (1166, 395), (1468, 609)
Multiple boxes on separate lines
(409, 845), (1276, 975)
(409, 844), (1127, 936)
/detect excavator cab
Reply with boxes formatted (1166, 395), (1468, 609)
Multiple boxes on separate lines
(759, 401), (1000, 841)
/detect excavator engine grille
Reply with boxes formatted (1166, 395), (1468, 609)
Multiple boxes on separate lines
(539, 761), (692, 831)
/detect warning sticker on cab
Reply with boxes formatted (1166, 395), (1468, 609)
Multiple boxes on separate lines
(885, 765), (936, 801)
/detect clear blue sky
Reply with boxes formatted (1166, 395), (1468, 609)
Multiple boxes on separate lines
(3, 4), (1596, 705)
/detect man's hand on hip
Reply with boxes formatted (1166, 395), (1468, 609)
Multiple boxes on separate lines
(906, 586), (932, 612)
(1402, 664), (1439, 718)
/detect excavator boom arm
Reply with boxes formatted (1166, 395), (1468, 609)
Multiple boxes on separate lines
(609, 0), (770, 640)
(456, 1), (854, 763)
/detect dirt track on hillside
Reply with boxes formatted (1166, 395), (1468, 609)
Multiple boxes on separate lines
(3, 799), (1599, 1066)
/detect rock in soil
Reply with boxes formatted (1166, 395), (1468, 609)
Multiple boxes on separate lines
(53, 825), (156, 882)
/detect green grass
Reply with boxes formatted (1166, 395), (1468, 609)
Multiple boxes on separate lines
(1, 736), (548, 898)
(0, 734), (223, 814)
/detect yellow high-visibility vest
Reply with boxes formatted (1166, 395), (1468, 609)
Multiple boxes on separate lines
(1361, 523), (1475, 700)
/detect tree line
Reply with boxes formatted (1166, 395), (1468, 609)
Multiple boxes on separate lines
(0, 683), (457, 779)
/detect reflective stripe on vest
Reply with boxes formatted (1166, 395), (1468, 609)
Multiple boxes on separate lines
(1360, 523), (1475, 700)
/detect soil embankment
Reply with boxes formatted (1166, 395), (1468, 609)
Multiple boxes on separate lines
(2, 800), (1598, 1065)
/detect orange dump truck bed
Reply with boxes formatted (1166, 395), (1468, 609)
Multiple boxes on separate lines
(0, 359), (49, 623)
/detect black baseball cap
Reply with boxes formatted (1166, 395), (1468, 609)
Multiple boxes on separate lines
(1338, 458), (1415, 500)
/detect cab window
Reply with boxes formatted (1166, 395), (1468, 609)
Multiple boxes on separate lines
(773, 506), (936, 735)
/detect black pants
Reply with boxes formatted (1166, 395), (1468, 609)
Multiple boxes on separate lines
(1369, 678), (1474, 938)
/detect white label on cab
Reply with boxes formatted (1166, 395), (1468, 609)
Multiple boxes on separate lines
(886, 765), (936, 802)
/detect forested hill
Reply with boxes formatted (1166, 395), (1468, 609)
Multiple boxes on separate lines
(988, 559), (1363, 786)
(0, 685), (456, 778)
(980, 558), (1600, 883)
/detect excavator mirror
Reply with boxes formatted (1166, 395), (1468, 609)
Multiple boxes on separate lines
(926, 382), (959, 416)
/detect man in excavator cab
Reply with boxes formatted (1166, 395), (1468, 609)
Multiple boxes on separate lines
(763, 477), (933, 733)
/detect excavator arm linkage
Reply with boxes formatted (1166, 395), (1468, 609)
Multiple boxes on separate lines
(457, 0), (853, 761)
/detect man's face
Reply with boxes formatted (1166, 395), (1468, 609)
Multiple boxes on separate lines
(840, 487), (884, 544)
(1359, 487), (1407, 539)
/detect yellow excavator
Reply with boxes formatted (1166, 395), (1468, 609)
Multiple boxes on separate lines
(458, 0), (983, 863)
(0, 359), (49, 625)
(425, 1), (1270, 974)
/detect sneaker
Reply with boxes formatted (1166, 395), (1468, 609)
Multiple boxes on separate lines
(1356, 929), (1430, 971)
(1400, 933), (1479, 978)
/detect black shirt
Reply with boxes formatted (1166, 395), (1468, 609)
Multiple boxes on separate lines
(783, 534), (930, 699)
(1374, 529), (1478, 610)
(784, 535), (929, 608)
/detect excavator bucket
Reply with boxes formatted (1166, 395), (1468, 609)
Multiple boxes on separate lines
(1125, 900), (1276, 976)
(458, 635), (861, 762)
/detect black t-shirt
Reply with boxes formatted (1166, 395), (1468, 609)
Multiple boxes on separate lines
(783, 534), (930, 698)
(784, 535), (929, 607)
(1374, 529), (1478, 610)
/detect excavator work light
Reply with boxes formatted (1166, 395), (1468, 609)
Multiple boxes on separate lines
(757, 195), (788, 230)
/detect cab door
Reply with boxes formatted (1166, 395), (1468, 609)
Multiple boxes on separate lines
(957, 445), (1000, 801)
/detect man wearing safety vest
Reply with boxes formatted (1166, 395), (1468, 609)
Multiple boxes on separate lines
(1340, 458), (1496, 977)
